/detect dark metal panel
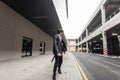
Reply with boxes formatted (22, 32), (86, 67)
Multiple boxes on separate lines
(1, 0), (63, 37)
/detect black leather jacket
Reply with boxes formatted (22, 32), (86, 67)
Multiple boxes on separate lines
(53, 34), (67, 55)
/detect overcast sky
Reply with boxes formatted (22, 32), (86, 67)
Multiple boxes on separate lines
(63, 0), (101, 39)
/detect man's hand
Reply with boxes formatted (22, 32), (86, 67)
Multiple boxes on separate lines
(57, 53), (62, 56)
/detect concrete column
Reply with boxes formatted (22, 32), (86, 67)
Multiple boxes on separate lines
(79, 45), (81, 52)
(77, 39), (79, 43)
(81, 36), (82, 41)
(102, 32), (108, 56)
(81, 45), (83, 52)
(86, 28), (88, 37)
(86, 29), (89, 53)
(80, 36), (83, 52)
(117, 35), (120, 50)
(101, 6), (106, 25)
(86, 42), (89, 53)
(76, 46), (78, 52)
(89, 42), (92, 53)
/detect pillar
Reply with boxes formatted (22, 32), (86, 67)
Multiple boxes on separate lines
(86, 29), (89, 53)
(102, 32), (108, 56)
(86, 42), (89, 53)
(117, 35), (120, 50)
(76, 46), (78, 52)
(86, 28), (88, 37)
(81, 37), (83, 52)
(81, 44), (83, 52)
(81, 36), (82, 41)
(101, 6), (106, 25)
(89, 42), (92, 53)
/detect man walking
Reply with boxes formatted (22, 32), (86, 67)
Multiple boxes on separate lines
(52, 29), (67, 80)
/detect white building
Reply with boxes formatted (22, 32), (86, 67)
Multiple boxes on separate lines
(77, 0), (120, 56)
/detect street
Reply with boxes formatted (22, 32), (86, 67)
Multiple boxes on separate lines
(73, 52), (120, 80)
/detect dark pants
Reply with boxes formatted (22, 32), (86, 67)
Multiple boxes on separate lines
(53, 55), (63, 78)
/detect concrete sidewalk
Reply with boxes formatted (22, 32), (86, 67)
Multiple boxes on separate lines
(0, 52), (83, 80)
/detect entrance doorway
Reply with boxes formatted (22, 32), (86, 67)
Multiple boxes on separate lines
(39, 42), (45, 55)
(22, 37), (33, 57)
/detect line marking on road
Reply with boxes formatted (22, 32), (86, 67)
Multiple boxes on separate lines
(74, 56), (88, 80)
(102, 60), (120, 68)
(96, 56), (120, 68)
(94, 56), (120, 68)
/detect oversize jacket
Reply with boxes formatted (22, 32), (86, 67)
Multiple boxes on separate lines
(53, 34), (67, 55)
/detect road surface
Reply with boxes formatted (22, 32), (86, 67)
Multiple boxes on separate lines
(73, 52), (120, 80)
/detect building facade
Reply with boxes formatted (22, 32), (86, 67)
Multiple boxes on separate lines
(77, 0), (120, 56)
(67, 39), (78, 52)
(0, 0), (67, 61)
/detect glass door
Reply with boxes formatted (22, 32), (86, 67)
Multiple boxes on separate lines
(22, 37), (33, 57)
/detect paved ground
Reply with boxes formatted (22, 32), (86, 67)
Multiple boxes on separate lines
(95, 54), (120, 59)
(0, 52), (83, 80)
(73, 52), (120, 80)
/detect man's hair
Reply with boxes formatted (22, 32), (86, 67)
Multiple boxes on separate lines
(57, 29), (63, 34)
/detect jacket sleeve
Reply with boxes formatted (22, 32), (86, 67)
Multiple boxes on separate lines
(53, 35), (60, 53)
(62, 40), (67, 51)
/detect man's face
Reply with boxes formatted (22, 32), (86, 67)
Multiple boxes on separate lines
(60, 32), (63, 36)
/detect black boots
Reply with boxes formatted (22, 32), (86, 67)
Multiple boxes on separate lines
(58, 69), (62, 74)
(53, 77), (56, 80)
(53, 69), (62, 80)
(53, 73), (56, 80)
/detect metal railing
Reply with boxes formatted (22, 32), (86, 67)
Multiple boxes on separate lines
(88, 8), (120, 35)
(89, 23), (102, 35)
(106, 8), (120, 22)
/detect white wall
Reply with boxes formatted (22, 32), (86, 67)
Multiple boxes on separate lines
(0, 1), (53, 61)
